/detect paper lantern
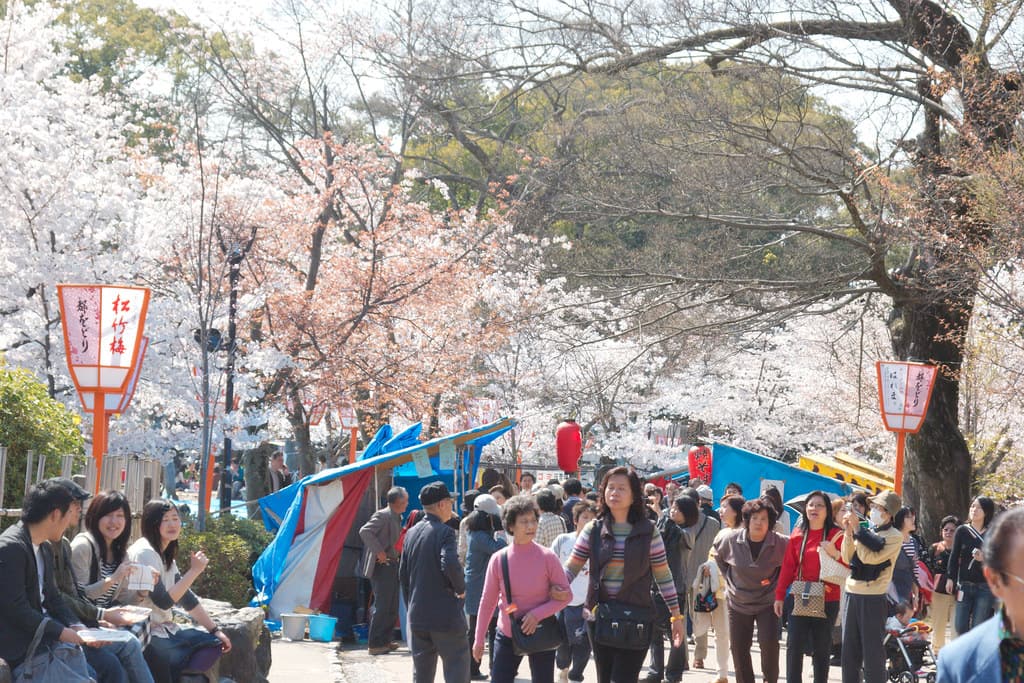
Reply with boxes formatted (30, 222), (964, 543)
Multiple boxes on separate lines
(688, 444), (713, 484)
(555, 420), (583, 473)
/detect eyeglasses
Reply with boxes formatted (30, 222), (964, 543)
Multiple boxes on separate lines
(1004, 571), (1024, 589)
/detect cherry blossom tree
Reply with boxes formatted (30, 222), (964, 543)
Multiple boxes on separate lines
(242, 136), (515, 474)
(0, 1), (146, 399)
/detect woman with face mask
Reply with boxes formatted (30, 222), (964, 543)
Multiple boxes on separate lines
(838, 490), (905, 683)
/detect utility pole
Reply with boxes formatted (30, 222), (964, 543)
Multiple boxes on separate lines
(218, 226), (258, 513)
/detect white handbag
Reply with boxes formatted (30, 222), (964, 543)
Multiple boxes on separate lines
(818, 543), (850, 585)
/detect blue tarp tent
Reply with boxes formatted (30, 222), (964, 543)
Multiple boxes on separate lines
(392, 423), (511, 511)
(705, 442), (852, 527)
(251, 417), (515, 618)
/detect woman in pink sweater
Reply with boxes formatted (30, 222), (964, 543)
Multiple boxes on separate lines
(473, 495), (571, 683)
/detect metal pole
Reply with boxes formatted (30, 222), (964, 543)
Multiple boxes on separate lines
(61, 455), (74, 480)
(0, 445), (7, 509)
(36, 454), (46, 484)
(220, 249), (243, 512)
(24, 450), (34, 497)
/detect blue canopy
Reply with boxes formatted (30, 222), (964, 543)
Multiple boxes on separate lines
(706, 442), (852, 523)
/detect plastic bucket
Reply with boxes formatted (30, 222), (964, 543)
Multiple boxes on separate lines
(281, 613), (308, 641)
(308, 614), (338, 642)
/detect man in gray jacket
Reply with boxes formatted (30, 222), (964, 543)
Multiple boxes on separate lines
(399, 482), (469, 683)
(359, 486), (408, 655)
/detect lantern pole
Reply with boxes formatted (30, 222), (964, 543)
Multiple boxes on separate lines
(894, 432), (906, 495)
(92, 397), (109, 494)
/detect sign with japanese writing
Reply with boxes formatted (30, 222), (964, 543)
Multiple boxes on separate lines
(875, 361), (938, 433)
(58, 285), (150, 396)
(411, 448), (434, 478)
(439, 441), (456, 470)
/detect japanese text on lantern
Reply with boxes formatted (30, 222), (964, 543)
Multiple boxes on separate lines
(109, 295), (130, 355)
(58, 285), (150, 394)
(875, 361), (937, 433)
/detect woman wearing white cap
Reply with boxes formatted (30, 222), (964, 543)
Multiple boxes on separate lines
(464, 493), (505, 680)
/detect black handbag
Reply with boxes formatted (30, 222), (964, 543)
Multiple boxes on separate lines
(500, 552), (561, 656)
(591, 600), (655, 650)
(588, 521), (655, 650)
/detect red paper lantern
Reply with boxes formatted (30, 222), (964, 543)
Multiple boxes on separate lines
(688, 444), (713, 484)
(555, 420), (583, 473)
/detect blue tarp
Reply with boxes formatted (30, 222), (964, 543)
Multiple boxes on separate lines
(392, 424), (511, 511)
(252, 418), (515, 607)
(706, 442), (852, 517)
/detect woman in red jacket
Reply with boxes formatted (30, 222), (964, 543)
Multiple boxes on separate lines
(773, 491), (844, 683)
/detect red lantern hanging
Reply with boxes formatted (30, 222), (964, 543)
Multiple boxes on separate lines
(555, 420), (583, 473)
(688, 444), (713, 485)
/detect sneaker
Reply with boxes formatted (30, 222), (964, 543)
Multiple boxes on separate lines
(692, 659), (704, 669)
(367, 645), (391, 655)
(470, 672), (487, 681)
(387, 642), (400, 650)
(558, 669), (569, 682)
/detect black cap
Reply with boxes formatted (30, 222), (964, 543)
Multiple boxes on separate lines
(50, 477), (91, 501)
(419, 482), (451, 507)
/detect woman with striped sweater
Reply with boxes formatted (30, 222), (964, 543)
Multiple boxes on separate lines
(564, 467), (685, 683)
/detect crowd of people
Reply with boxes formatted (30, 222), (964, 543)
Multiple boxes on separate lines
(362, 469), (1022, 683)
(0, 478), (231, 683)
(4, 462), (1018, 683)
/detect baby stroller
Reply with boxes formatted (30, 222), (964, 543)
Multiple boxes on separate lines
(885, 622), (936, 683)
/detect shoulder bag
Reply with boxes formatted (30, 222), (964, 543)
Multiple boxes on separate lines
(817, 530), (850, 585)
(588, 521), (655, 650)
(499, 552), (561, 656)
(13, 618), (95, 683)
(790, 531), (827, 619)
(692, 570), (718, 613)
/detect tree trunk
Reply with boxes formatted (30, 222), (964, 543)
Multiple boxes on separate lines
(290, 417), (317, 477)
(888, 294), (974, 545)
(241, 442), (274, 520)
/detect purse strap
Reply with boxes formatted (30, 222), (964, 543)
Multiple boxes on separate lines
(500, 551), (517, 617)
(23, 617), (51, 671)
(587, 520), (602, 606)
(796, 529), (810, 582)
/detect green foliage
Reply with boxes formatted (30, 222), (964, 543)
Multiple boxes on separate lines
(58, 0), (185, 91)
(0, 365), (85, 509)
(178, 527), (253, 608)
(204, 513), (274, 563)
(178, 514), (273, 607)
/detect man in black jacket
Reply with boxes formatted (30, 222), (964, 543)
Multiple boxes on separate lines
(0, 479), (92, 677)
(399, 482), (470, 683)
(48, 478), (153, 682)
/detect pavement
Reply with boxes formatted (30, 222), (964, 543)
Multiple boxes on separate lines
(268, 638), (345, 682)
(272, 632), (855, 683)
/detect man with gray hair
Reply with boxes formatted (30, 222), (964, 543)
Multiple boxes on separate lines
(938, 505), (1024, 682)
(359, 485), (409, 655)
